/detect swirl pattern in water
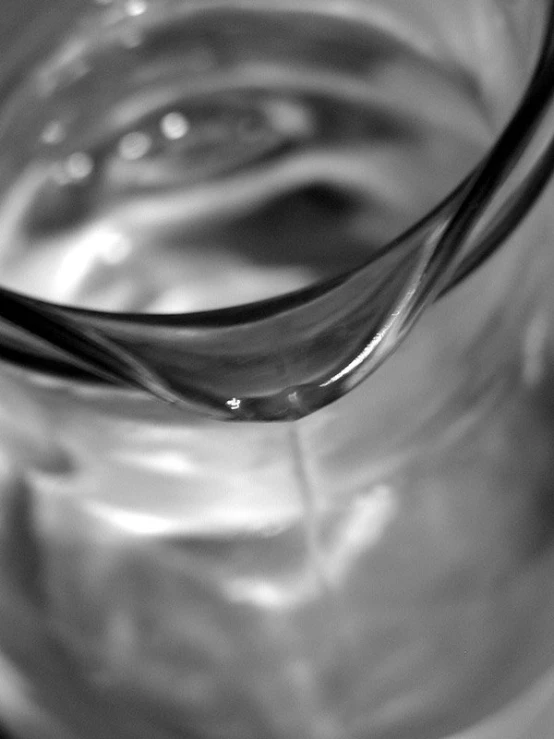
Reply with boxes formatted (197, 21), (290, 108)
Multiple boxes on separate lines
(0, 0), (508, 312)
(1, 4), (554, 739)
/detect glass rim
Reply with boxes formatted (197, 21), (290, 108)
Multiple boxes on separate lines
(1, 0), (554, 420)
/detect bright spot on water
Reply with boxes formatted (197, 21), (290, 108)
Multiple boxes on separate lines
(327, 484), (398, 582)
(160, 111), (190, 140)
(118, 131), (152, 160)
(65, 152), (94, 181)
(125, 0), (148, 16)
(94, 506), (176, 536)
(53, 224), (131, 300)
(41, 120), (66, 145)
(98, 230), (132, 265)
(264, 99), (314, 137)
(226, 398), (242, 412)
(113, 450), (195, 476)
(226, 579), (300, 609)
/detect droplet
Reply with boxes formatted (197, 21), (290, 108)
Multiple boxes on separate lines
(125, 0), (147, 16)
(41, 120), (66, 146)
(227, 398), (242, 412)
(264, 99), (314, 137)
(65, 152), (94, 181)
(160, 112), (190, 141)
(118, 131), (151, 160)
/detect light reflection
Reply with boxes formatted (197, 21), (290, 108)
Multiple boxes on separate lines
(90, 503), (175, 536)
(327, 484), (397, 582)
(264, 98), (314, 137)
(113, 450), (195, 476)
(65, 152), (94, 181)
(118, 131), (152, 160)
(53, 224), (131, 299)
(226, 398), (242, 412)
(226, 574), (319, 610)
(160, 111), (190, 140)
(221, 486), (397, 610)
(41, 120), (66, 146)
(125, 0), (148, 17)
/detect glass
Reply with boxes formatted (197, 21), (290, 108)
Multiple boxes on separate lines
(0, 1), (554, 738)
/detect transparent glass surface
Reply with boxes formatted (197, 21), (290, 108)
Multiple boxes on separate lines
(0, 1), (554, 738)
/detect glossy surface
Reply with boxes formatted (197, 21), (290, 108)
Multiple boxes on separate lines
(0, 2), (553, 739)
(0, 0), (551, 419)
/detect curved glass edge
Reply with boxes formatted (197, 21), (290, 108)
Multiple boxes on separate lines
(0, 0), (553, 420)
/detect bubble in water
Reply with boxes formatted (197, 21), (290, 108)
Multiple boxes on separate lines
(65, 152), (95, 181)
(264, 99), (315, 138)
(125, 0), (148, 17)
(41, 121), (66, 146)
(0, 0), (495, 325)
(160, 112), (190, 141)
(118, 131), (152, 160)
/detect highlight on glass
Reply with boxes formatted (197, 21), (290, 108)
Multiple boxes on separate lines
(0, 2), (554, 739)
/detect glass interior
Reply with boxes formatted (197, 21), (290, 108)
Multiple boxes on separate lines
(0, 0), (527, 313)
(0, 4), (554, 739)
(0, 0), (551, 420)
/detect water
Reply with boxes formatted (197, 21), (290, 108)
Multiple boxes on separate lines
(0, 0), (500, 312)
(2, 3), (554, 739)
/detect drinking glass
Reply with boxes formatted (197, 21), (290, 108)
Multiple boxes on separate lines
(1, 2), (554, 739)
